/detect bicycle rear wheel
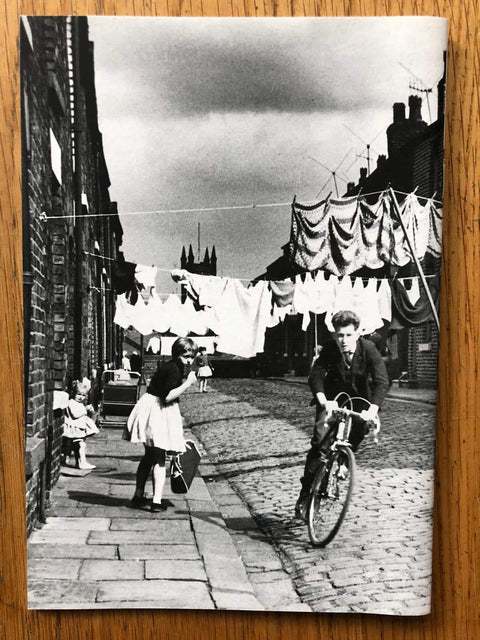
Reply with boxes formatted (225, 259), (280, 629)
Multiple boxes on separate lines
(307, 445), (356, 547)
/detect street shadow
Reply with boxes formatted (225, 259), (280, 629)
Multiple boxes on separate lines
(67, 491), (129, 507)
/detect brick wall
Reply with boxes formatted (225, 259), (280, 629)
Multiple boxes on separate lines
(22, 17), (123, 535)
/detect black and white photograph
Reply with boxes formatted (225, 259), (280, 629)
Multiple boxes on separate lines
(22, 16), (447, 614)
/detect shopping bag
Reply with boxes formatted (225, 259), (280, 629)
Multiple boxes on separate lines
(170, 440), (201, 494)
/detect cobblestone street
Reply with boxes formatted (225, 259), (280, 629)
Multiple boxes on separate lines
(183, 378), (436, 615)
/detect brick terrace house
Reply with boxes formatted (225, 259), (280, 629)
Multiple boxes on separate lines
(21, 16), (123, 534)
(258, 54), (446, 388)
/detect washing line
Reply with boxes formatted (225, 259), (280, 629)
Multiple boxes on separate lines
(38, 189), (444, 221)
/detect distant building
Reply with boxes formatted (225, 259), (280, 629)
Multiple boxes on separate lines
(21, 16), (123, 534)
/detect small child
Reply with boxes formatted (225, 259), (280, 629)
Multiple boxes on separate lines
(63, 380), (99, 469)
(195, 346), (213, 393)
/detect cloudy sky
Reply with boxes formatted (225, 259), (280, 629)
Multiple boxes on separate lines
(88, 17), (447, 287)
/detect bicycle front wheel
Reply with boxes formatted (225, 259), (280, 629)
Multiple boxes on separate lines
(307, 445), (356, 547)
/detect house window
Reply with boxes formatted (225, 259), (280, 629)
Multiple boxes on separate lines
(49, 128), (62, 185)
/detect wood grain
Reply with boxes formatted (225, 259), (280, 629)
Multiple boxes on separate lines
(1, 1), (478, 638)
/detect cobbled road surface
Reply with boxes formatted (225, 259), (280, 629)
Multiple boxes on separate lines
(182, 379), (435, 615)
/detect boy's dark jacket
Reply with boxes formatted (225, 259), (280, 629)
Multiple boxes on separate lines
(308, 337), (390, 407)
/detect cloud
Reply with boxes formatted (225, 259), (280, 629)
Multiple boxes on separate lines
(90, 17), (447, 118)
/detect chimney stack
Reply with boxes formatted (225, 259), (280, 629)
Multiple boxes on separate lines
(408, 95), (423, 122)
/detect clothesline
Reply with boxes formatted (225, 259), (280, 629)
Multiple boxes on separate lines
(38, 189), (444, 221)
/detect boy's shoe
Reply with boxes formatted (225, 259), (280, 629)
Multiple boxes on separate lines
(294, 495), (309, 520)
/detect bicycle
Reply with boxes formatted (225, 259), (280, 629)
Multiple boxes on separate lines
(307, 394), (379, 547)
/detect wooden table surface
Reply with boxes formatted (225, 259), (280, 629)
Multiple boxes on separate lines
(1, 1), (478, 638)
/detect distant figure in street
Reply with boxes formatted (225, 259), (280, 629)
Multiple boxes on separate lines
(130, 351), (142, 373)
(121, 351), (131, 371)
(295, 310), (389, 519)
(62, 380), (99, 470)
(195, 346), (213, 393)
(124, 337), (198, 512)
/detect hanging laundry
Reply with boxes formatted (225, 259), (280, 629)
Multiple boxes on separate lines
(289, 191), (441, 275)
(183, 297), (209, 336)
(114, 293), (134, 329)
(214, 279), (272, 358)
(326, 197), (365, 275)
(390, 276), (440, 326)
(129, 294), (154, 336)
(160, 336), (178, 356)
(174, 270), (229, 308)
(354, 278), (384, 335)
(112, 258), (138, 303)
(377, 278), (392, 322)
(146, 336), (161, 354)
(427, 199), (443, 258)
(269, 278), (295, 307)
(305, 271), (337, 316)
(324, 275), (354, 332)
(292, 273), (315, 331)
(162, 294), (190, 337)
(267, 302), (293, 328)
(146, 289), (171, 334)
(135, 264), (158, 288)
(403, 278), (421, 306)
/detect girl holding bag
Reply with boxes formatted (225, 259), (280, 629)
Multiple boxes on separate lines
(124, 337), (198, 512)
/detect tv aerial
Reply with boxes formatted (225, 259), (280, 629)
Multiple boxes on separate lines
(305, 149), (352, 199)
(342, 124), (385, 177)
(398, 62), (436, 123)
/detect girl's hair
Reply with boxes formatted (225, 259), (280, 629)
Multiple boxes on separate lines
(198, 346), (207, 353)
(172, 337), (198, 359)
(71, 380), (89, 397)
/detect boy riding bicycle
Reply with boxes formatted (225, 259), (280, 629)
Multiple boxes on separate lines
(295, 310), (390, 518)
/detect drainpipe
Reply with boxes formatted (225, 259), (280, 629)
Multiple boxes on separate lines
(71, 16), (84, 380)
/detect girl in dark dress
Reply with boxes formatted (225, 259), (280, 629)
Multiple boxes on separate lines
(124, 337), (198, 512)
